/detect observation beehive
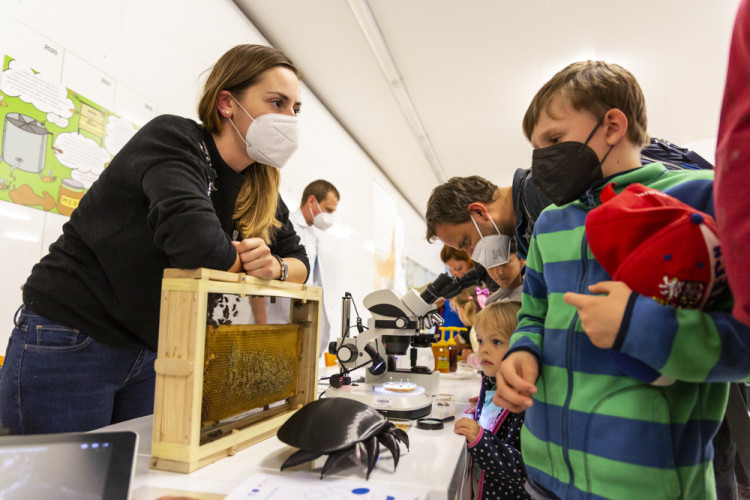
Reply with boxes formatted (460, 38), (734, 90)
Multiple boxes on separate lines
(150, 268), (321, 473)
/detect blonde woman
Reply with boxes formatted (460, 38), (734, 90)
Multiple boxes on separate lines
(0, 45), (309, 435)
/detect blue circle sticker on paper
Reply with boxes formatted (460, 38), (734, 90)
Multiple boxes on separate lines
(352, 488), (371, 495)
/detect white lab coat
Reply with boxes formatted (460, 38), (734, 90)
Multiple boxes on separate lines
(290, 208), (331, 356)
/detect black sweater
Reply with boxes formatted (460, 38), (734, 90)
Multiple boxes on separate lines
(23, 115), (308, 351)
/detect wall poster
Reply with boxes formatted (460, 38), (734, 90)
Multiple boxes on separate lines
(372, 181), (406, 294)
(0, 55), (137, 216)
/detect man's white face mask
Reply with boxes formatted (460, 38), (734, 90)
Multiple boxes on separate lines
(228, 94), (299, 169)
(470, 214), (511, 269)
(310, 198), (334, 230)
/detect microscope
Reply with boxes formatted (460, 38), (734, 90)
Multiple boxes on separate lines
(324, 269), (479, 419)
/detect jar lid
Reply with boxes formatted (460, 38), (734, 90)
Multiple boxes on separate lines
(416, 415), (454, 430)
(416, 418), (444, 430)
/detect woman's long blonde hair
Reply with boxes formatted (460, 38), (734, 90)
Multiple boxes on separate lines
(198, 44), (299, 243)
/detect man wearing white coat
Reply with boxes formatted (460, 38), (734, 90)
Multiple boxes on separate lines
(290, 180), (340, 356)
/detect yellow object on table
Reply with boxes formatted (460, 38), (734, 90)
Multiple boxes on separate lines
(438, 326), (467, 344)
(323, 352), (338, 367)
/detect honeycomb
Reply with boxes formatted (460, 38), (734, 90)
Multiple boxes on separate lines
(201, 323), (302, 424)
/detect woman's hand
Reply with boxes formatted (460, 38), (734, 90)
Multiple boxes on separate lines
(229, 239), (308, 283)
(454, 417), (481, 443)
(233, 239), (280, 280)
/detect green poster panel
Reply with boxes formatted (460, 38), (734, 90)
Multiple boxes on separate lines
(0, 55), (137, 216)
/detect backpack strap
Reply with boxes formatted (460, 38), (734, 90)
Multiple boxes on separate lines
(641, 137), (714, 170)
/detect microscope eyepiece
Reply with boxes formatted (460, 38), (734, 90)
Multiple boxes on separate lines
(419, 273), (454, 304)
(420, 268), (480, 304)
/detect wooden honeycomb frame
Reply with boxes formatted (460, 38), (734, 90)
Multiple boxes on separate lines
(150, 268), (321, 473)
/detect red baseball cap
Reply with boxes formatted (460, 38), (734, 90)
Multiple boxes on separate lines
(586, 183), (728, 386)
(587, 183), (727, 310)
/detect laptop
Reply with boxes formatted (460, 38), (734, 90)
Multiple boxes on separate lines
(0, 430), (138, 500)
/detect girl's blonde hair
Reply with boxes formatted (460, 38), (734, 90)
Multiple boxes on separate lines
(198, 44), (299, 243)
(450, 286), (482, 326)
(473, 300), (522, 341)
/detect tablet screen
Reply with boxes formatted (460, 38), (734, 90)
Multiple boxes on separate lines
(0, 430), (138, 500)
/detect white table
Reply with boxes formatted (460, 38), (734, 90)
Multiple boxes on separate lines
(107, 368), (482, 500)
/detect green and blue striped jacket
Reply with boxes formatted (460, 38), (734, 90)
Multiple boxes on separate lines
(509, 164), (750, 500)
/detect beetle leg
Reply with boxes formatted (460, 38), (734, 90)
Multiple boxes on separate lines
(391, 426), (410, 451)
(363, 435), (380, 479)
(320, 445), (355, 478)
(377, 431), (400, 470)
(281, 449), (323, 471)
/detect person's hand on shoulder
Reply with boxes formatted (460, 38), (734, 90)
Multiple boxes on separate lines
(493, 350), (538, 412)
(454, 417), (481, 443)
(233, 238), (281, 280)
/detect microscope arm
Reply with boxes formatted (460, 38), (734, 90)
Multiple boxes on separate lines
(333, 328), (381, 369)
(330, 268), (479, 379)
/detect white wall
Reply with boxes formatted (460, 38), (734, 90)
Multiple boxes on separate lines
(0, 0), (444, 352)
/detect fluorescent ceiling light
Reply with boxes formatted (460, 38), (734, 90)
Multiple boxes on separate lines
(347, 0), (447, 183)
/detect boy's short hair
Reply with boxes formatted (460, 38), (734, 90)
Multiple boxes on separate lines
(439, 245), (475, 266)
(508, 238), (518, 255)
(300, 179), (340, 206)
(473, 300), (522, 342)
(522, 60), (649, 147)
(425, 176), (498, 242)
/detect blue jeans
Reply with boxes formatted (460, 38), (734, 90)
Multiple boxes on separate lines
(0, 306), (157, 434)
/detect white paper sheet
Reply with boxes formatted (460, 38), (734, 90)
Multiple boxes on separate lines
(225, 471), (423, 500)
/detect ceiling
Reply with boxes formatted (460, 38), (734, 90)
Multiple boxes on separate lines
(235, 0), (740, 217)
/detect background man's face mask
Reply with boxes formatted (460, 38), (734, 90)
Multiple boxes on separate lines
(470, 214), (511, 269)
(530, 115), (612, 205)
(228, 94), (299, 169)
(311, 198), (334, 230)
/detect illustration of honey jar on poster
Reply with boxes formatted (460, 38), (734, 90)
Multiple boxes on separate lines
(57, 178), (85, 216)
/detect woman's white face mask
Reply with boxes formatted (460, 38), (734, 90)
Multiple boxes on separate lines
(310, 198), (334, 230)
(228, 94), (299, 169)
(470, 214), (511, 269)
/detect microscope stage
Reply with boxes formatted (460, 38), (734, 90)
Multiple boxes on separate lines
(324, 383), (432, 419)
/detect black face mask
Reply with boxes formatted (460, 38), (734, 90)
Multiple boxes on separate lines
(531, 116), (613, 206)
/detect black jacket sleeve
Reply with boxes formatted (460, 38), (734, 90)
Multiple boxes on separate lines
(270, 196), (310, 280)
(138, 116), (237, 271)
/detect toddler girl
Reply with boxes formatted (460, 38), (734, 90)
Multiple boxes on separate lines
(454, 300), (529, 499)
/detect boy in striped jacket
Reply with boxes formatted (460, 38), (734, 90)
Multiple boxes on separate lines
(493, 60), (750, 499)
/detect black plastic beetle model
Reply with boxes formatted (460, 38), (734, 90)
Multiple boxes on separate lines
(277, 397), (410, 479)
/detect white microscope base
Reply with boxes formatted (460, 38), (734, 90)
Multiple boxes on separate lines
(324, 383), (433, 419)
(365, 370), (441, 396)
